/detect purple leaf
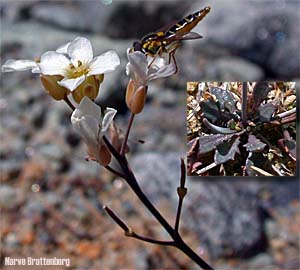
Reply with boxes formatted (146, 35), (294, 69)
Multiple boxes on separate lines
(198, 133), (237, 154)
(258, 102), (275, 122)
(243, 135), (266, 152)
(209, 87), (237, 113)
(251, 82), (271, 111)
(214, 137), (240, 165)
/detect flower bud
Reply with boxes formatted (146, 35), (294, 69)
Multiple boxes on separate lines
(98, 143), (112, 166)
(129, 85), (147, 114)
(40, 75), (69, 100)
(72, 75), (100, 104)
(125, 79), (136, 107)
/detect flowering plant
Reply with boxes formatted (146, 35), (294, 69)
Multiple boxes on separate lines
(2, 37), (213, 270)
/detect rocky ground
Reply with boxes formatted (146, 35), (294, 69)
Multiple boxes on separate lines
(0, 0), (299, 269)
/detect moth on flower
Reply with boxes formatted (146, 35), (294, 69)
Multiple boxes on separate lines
(2, 37), (120, 103)
(71, 96), (117, 166)
(125, 50), (176, 113)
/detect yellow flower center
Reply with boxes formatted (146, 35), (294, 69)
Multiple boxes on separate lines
(67, 60), (90, 78)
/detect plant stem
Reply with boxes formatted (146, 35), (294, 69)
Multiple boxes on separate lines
(63, 96), (75, 111)
(103, 136), (214, 270)
(120, 113), (135, 156)
(242, 82), (248, 126)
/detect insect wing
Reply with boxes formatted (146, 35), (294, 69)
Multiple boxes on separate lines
(164, 31), (203, 42)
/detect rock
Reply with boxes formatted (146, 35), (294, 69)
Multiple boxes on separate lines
(192, 0), (300, 78)
(183, 181), (266, 259)
(0, 185), (20, 209)
(204, 57), (264, 81)
(130, 152), (182, 203)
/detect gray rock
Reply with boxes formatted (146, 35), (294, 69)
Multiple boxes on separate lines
(183, 181), (265, 258)
(130, 152), (182, 203)
(0, 185), (20, 209)
(192, 0), (300, 78)
(205, 57), (264, 81)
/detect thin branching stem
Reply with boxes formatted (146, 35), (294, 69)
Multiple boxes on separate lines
(175, 159), (187, 232)
(63, 96), (75, 111)
(242, 82), (248, 126)
(103, 136), (214, 270)
(120, 113), (135, 156)
(104, 165), (126, 179)
(131, 232), (175, 246)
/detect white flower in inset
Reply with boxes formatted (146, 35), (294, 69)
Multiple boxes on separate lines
(39, 37), (120, 92)
(71, 96), (117, 165)
(126, 50), (176, 86)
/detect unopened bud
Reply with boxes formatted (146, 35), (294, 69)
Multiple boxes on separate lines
(98, 143), (112, 166)
(72, 75), (100, 104)
(125, 79), (136, 107)
(129, 85), (147, 114)
(40, 75), (69, 100)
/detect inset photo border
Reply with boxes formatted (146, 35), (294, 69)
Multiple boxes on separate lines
(187, 82), (297, 177)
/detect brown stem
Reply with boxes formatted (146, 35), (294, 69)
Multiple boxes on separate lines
(104, 165), (125, 178)
(242, 82), (248, 127)
(63, 96), (75, 111)
(103, 136), (214, 270)
(120, 113), (135, 156)
(175, 158), (187, 232)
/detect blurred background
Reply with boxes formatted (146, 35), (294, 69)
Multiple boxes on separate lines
(0, 0), (299, 269)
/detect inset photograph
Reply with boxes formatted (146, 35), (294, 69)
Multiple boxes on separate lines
(187, 82), (297, 177)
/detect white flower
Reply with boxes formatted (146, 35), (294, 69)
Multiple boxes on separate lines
(1, 59), (40, 73)
(126, 50), (176, 86)
(38, 37), (120, 92)
(71, 96), (117, 163)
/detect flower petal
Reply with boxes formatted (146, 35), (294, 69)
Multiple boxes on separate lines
(72, 114), (99, 145)
(88, 50), (120, 75)
(1, 59), (39, 72)
(147, 62), (176, 81)
(68, 37), (93, 66)
(39, 51), (70, 76)
(101, 107), (117, 132)
(56, 42), (71, 54)
(58, 75), (86, 92)
(127, 50), (148, 81)
(73, 96), (102, 119)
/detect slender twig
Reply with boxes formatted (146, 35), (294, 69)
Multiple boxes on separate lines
(276, 108), (296, 119)
(196, 162), (218, 175)
(242, 82), (248, 126)
(131, 232), (175, 246)
(104, 165), (126, 179)
(175, 158), (187, 232)
(103, 206), (175, 246)
(103, 136), (214, 270)
(120, 113), (135, 156)
(63, 96), (75, 111)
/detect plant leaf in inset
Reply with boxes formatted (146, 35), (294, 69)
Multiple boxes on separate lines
(283, 138), (296, 161)
(200, 99), (221, 122)
(251, 82), (271, 111)
(243, 135), (266, 152)
(214, 137), (240, 165)
(245, 152), (271, 176)
(199, 133), (237, 154)
(258, 102), (275, 122)
(209, 87), (237, 113)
